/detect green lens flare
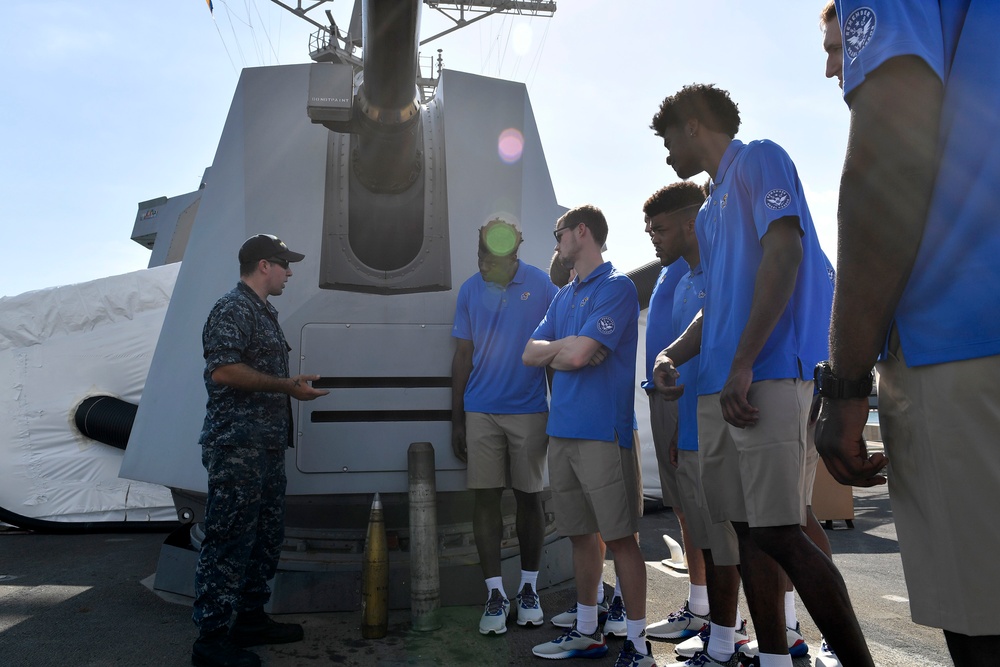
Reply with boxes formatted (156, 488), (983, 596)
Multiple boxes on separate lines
(485, 224), (517, 256)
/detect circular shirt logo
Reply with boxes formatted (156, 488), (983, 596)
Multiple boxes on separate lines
(765, 189), (791, 210)
(844, 7), (876, 60)
(520, 291), (530, 300)
(597, 316), (615, 335)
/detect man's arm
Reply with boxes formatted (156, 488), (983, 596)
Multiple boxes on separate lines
(523, 336), (605, 370)
(210, 364), (328, 401)
(653, 309), (703, 399)
(720, 216), (802, 427)
(817, 55), (942, 485)
(450, 338), (474, 463)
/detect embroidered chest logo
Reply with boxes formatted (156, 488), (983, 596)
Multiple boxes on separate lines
(698, 290), (706, 300)
(521, 291), (530, 300)
(765, 189), (791, 210)
(597, 316), (615, 335)
(579, 296), (590, 307)
(844, 7), (876, 59)
(721, 193), (728, 209)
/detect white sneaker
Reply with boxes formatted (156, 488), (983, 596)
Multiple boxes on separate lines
(739, 622), (807, 658)
(515, 583), (544, 627)
(550, 598), (610, 628)
(675, 619), (749, 658)
(646, 601), (709, 640)
(478, 588), (510, 635)
(814, 638), (842, 667)
(603, 595), (627, 637)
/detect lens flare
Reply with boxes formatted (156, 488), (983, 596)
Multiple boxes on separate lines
(498, 128), (524, 164)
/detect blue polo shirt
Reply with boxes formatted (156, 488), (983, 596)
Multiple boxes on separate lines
(452, 260), (558, 414)
(532, 262), (639, 446)
(838, 0), (1000, 366)
(673, 264), (706, 452)
(695, 139), (833, 395)
(642, 260), (688, 392)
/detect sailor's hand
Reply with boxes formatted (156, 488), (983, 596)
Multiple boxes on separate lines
(289, 374), (329, 400)
(588, 345), (610, 367)
(815, 397), (887, 487)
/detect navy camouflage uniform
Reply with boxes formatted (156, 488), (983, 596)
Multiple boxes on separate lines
(193, 281), (294, 633)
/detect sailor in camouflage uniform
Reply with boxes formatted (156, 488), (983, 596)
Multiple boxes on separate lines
(192, 234), (328, 667)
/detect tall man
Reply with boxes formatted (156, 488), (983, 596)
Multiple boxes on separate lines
(650, 85), (873, 667)
(523, 206), (651, 666)
(193, 234), (328, 667)
(817, 3), (1000, 665)
(451, 218), (557, 635)
(639, 183), (748, 667)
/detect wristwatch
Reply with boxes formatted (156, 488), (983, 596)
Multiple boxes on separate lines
(814, 361), (874, 400)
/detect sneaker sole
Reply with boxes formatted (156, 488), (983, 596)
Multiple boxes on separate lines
(517, 617), (545, 627)
(646, 627), (700, 640)
(479, 625), (508, 636)
(531, 645), (609, 660)
(603, 623), (627, 637)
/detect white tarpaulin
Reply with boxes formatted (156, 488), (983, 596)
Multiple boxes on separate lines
(0, 264), (179, 524)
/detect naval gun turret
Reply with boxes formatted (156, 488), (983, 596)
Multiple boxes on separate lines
(121, 0), (572, 611)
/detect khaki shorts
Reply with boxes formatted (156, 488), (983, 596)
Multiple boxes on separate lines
(630, 429), (644, 518)
(548, 436), (641, 541)
(697, 379), (810, 528)
(878, 334), (1000, 635)
(648, 393), (680, 508)
(675, 449), (740, 566)
(804, 413), (819, 505)
(465, 412), (548, 493)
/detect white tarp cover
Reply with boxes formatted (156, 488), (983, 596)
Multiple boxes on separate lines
(0, 264), (179, 523)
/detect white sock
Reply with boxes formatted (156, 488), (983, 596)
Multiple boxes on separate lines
(707, 622), (735, 661)
(688, 584), (710, 616)
(596, 581), (606, 605)
(613, 577), (622, 600)
(485, 576), (507, 600)
(626, 618), (647, 653)
(519, 570), (538, 593)
(577, 603), (599, 635)
(759, 653), (793, 667)
(784, 590), (797, 628)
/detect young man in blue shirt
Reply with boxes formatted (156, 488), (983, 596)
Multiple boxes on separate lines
(451, 218), (558, 636)
(818, 3), (1000, 664)
(650, 85), (873, 667)
(524, 205), (650, 666)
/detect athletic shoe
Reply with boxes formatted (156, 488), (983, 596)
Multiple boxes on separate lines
(550, 598), (610, 628)
(516, 583), (545, 627)
(614, 638), (658, 667)
(675, 620), (749, 658)
(603, 595), (628, 637)
(738, 622), (807, 658)
(479, 588), (510, 635)
(532, 624), (608, 659)
(665, 649), (743, 667)
(814, 638), (842, 667)
(645, 601), (709, 640)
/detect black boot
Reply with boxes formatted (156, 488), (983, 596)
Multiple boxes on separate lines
(192, 628), (260, 667)
(230, 608), (304, 647)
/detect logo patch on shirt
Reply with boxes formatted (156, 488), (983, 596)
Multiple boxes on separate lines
(521, 291), (530, 300)
(765, 189), (791, 210)
(721, 193), (728, 209)
(580, 297), (589, 307)
(597, 316), (615, 335)
(844, 7), (876, 59)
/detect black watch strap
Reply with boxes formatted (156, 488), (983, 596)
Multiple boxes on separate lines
(814, 361), (874, 399)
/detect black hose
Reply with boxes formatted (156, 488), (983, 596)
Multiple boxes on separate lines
(74, 395), (137, 450)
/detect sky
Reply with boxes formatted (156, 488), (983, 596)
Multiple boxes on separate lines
(0, 0), (849, 299)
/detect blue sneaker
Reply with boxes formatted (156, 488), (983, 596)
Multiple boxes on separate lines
(532, 624), (608, 659)
(614, 638), (658, 667)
